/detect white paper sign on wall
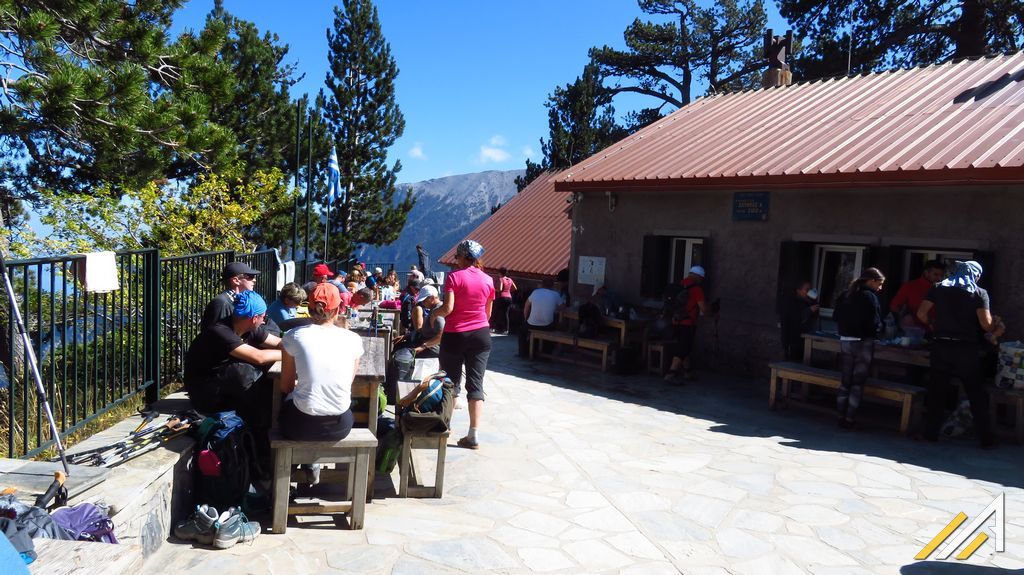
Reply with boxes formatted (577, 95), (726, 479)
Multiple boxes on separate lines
(577, 256), (606, 286)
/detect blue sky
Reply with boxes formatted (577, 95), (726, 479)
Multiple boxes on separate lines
(172, 1), (788, 184)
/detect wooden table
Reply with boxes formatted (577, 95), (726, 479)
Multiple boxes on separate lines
(558, 309), (647, 347)
(801, 333), (930, 368)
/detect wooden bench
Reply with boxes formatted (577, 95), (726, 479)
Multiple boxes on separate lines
(398, 431), (449, 498)
(768, 361), (925, 434)
(270, 427), (377, 533)
(529, 330), (614, 372)
(988, 387), (1024, 444)
(646, 340), (672, 375)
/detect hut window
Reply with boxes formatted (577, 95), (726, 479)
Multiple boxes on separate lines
(813, 244), (864, 317)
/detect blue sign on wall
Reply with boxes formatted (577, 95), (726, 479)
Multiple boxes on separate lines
(732, 192), (770, 221)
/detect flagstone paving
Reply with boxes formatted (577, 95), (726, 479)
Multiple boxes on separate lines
(147, 335), (1024, 574)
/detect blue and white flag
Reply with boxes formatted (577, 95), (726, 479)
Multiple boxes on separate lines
(328, 147), (342, 203)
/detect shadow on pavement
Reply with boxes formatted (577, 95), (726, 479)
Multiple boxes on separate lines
(486, 334), (1024, 489)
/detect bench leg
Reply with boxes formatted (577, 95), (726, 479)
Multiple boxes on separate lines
(769, 369), (778, 409)
(899, 395), (913, 434)
(1016, 397), (1024, 444)
(350, 449), (370, 530)
(271, 446), (292, 534)
(529, 333), (536, 360)
(398, 434), (412, 498)
(601, 348), (608, 372)
(434, 436), (447, 498)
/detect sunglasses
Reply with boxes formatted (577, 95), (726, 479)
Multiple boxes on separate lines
(239, 273), (257, 280)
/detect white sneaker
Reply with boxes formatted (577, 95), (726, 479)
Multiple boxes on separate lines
(455, 396), (466, 410)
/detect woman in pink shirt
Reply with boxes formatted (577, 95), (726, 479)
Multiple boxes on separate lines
(434, 240), (494, 450)
(492, 268), (517, 334)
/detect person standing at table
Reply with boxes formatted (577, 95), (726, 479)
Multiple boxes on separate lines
(493, 268), (517, 334)
(916, 261), (1003, 448)
(279, 283), (363, 441)
(779, 280), (819, 362)
(833, 267), (885, 430)
(891, 259), (945, 331)
(664, 266), (707, 384)
(434, 240), (494, 450)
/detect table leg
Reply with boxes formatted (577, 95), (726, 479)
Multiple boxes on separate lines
(271, 446), (292, 534)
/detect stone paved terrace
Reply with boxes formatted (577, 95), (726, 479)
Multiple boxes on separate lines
(147, 335), (1024, 574)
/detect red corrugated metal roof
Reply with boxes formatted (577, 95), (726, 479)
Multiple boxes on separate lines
(555, 53), (1024, 191)
(440, 171), (570, 278)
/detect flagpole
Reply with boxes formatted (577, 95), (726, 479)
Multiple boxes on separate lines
(325, 191), (331, 262)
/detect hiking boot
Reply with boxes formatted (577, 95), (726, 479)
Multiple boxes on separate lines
(174, 504), (218, 545)
(213, 508), (261, 549)
(457, 436), (479, 450)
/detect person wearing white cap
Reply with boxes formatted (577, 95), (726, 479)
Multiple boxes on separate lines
(410, 285), (445, 357)
(664, 265), (707, 384)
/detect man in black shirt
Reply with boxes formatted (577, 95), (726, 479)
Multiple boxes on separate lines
(185, 290), (282, 430)
(917, 260), (1003, 448)
(200, 261), (261, 329)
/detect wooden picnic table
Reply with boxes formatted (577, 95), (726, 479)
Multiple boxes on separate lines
(801, 332), (930, 368)
(558, 309), (647, 348)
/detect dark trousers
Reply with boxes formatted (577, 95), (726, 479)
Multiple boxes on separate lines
(439, 327), (491, 401)
(925, 340), (993, 443)
(838, 340), (874, 420)
(670, 324), (697, 363)
(493, 297), (513, 333)
(279, 400), (354, 442)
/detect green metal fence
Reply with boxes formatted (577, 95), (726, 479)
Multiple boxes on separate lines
(1, 248), (279, 459)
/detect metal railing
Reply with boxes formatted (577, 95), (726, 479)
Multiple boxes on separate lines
(1, 250), (159, 458)
(1, 247), (280, 459)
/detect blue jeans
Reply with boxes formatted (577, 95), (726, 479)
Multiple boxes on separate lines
(838, 340), (874, 420)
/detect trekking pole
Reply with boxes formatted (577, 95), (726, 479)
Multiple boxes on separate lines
(34, 471), (67, 508)
(0, 256), (70, 475)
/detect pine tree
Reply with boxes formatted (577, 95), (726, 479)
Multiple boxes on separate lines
(590, 0), (766, 109)
(516, 63), (627, 192)
(0, 0), (236, 199)
(778, 0), (1024, 81)
(323, 0), (413, 261)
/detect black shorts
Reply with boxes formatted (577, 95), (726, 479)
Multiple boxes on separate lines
(439, 327), (491, 401)
(671, 324), (697, 361)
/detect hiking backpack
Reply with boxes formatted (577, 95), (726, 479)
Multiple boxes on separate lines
(189, 411), (260, 511)
(576, 302), (604, 338)
(662, 282), (692, 323)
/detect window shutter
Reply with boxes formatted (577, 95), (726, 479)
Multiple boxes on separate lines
(640, 235), (664, 299)
(776, 241), (814, 316)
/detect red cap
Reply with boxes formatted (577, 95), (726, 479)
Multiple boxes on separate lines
(312, 263), (334, 278)
(310, 283), (341, 312)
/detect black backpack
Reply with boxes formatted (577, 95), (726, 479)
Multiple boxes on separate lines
(662, 282), (692, 323)
(190, 411), (261, 511)
(577, 302), (604, 338)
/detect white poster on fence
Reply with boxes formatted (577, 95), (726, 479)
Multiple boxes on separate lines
(577, 256), (606, 287)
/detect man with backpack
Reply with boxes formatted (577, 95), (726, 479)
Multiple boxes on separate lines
(664, 266), (707, 384)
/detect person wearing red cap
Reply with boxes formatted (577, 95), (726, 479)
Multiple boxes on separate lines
(302, 263), (336, 295)
(279, 283), (364, 440)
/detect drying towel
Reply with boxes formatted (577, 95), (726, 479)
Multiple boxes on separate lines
(78, 251), (120, 293)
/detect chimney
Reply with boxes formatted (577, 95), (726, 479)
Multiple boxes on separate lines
(763, 29), (794, 88)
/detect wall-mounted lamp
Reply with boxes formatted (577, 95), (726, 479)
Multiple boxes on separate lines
(605, 191), (617, 213)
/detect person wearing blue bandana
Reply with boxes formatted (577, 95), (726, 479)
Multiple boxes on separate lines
(184, 290), (282, 432)
(916, 260), (1004, 448)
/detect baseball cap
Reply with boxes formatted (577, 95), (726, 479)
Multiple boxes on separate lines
(222, 261), (260, 279)
(233, 290), (267, 318)
(374, 267), (383, 274)
(416, 285), (439, 304)
(312, 263), (334, 277)
(310, 283), (341, 312)
(689, 265), (706, 278)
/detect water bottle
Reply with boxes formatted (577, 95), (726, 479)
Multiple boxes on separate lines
(883, 314), (896, 341)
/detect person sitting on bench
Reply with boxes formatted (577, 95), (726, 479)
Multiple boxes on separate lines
(410, 285), (445, 358)
(279, 283), (364, 441)
(184, 290), (281, 431)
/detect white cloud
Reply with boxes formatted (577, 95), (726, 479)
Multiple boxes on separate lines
(409, 142), (426, 160)
(522, 146), (536, 159)
(479, 146), (511, 163)
(489, 135), (507, 147)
